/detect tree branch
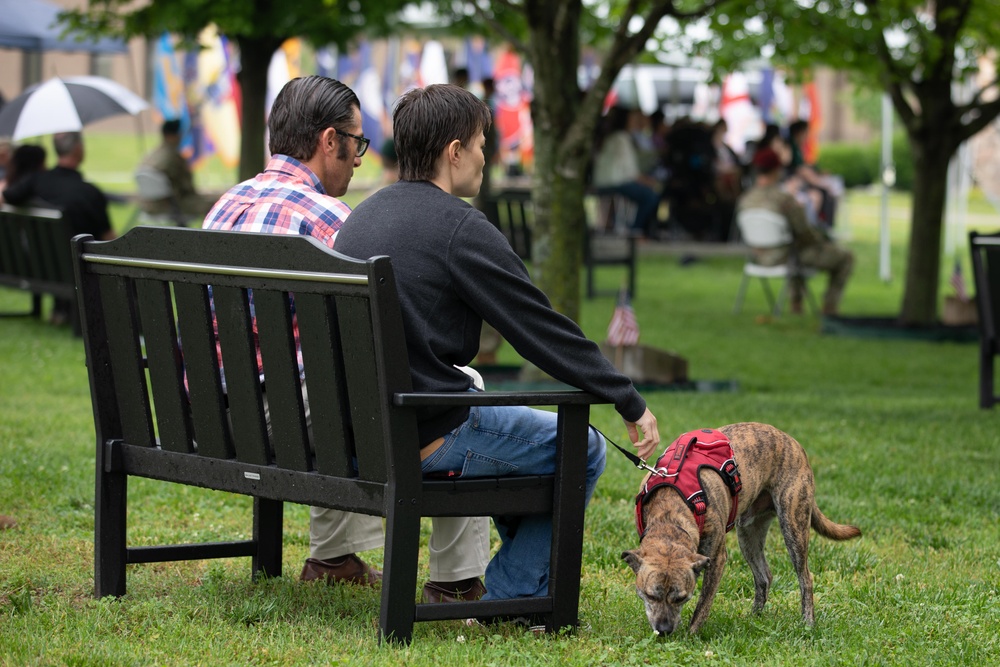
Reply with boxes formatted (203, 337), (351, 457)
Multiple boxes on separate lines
(471, 0), (527, 53)
(958, 95), (1000, 143)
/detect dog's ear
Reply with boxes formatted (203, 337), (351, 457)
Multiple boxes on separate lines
(621, 549), (643, 573)
(691, 555), (710, 575)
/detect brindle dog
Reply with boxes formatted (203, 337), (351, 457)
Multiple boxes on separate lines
(622, 422), (861, 635)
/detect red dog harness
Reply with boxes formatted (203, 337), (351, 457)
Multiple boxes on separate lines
(634, 428), (742, 539)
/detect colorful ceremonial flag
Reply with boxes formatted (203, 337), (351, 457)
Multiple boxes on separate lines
(951, 258), (970, 302)
(607, 290), (640, 347)
(152, 33), (187, 126)
(803, 80), (822, 164)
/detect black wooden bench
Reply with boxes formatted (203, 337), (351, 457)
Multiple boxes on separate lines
(73, 226), (607, 644)
(0, 204), (80, 335)
(970, 230), (1000, 408)
(481, 188), (637, 299)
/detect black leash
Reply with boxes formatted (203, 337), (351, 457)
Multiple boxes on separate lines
(591, 425), (662, 476)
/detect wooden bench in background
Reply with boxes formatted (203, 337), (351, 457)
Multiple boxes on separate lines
(970, 230), (1000, 408)
(73, 226), (607, 644)
(0, 204), (80, 335)
(481, 188), (637, 299)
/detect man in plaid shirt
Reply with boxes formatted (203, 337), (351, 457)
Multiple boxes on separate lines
(203, 76), (490, 603)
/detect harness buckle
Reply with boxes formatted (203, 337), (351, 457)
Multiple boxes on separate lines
(720, 459), (742, 496)
(688, 490), (707, 517)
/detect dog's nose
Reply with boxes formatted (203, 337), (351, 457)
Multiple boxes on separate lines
(654, 619), (677, 635)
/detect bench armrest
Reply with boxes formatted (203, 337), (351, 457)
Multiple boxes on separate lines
(394, 390), (607, 408)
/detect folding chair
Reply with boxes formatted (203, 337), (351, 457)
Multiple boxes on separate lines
(733, 207), (817, 316)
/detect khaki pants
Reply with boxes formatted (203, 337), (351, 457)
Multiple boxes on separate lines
(752, 242), (854, 314)
(288, 367), (491, 581)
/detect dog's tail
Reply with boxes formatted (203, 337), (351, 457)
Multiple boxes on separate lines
(811, 505), (862, 541)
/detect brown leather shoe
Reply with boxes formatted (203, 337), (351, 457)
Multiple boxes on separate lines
(422, 577), (486, 603)
(0, 514), (16, 530)
(300, 554), (381, 586)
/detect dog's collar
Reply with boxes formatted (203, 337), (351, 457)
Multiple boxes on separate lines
(634, 428), (742, 539)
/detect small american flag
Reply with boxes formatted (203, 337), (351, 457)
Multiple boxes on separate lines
(607, 290), (640, 347)
(951, 258), (969, 302)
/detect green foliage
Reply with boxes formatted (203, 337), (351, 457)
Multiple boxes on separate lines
(60, 0), (408, 48)
(816, 134), (914, 191)
(2, 171), (999, 664)
(815, 143), (878, 189)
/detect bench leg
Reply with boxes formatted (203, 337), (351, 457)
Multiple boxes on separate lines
(379, 504), (421, 644)
(981, 342), (996, 409)
(252, 498), (283, 579)
(546, 404), (590, 633)
(94, 465), (128, 598)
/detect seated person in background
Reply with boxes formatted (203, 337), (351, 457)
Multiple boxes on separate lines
(2, 132), (115, 241)
(3, 132), (115, 324)
(0, 144), (47, 203)
(137, 119), (217, 221)
(590, 105), (662, 238)
(738, 148), (854, 316)
(787, 119), (841, 228)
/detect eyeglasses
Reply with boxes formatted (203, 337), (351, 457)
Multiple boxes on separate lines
(334, 128), (370, 157)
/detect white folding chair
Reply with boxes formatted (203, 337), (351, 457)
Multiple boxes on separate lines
(130, 166), (190, 227)
(733, 207), (817, 316)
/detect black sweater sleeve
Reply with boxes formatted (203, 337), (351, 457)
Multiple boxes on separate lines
(448, 209), (647, 422)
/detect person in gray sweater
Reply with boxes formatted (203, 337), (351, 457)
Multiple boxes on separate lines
(335, 84), (659, 603)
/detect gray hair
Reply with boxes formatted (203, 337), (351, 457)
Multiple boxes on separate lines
(52, 132), (82, 157)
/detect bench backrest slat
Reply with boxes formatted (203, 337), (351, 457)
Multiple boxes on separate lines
(336, 295), (388, 483)
(255, 289), (311, 472)
(74, 227), (416, 493)
(135, 278), (195, 454)
(173, 282), (235, 459)
(295, 292), (354, 477)
(100, 273), (157, 448)
(214, 284), (271, 466)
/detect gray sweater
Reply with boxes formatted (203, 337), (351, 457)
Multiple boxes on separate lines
(335, 180), (646, 445)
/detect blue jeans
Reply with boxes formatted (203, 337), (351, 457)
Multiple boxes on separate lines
(420, 405), (607, 599)
(595, 181), (661, 236)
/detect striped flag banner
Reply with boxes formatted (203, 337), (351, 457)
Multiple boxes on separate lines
(607, 290), (640, 347)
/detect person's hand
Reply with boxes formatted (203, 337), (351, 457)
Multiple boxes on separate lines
(625, 408), (659, 461)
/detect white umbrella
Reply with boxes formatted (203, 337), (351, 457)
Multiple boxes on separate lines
(0, 75), (148, 141)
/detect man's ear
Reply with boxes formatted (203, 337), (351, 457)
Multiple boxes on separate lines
(319, 127), (338, 155)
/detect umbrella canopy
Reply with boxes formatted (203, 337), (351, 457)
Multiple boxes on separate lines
(0, 76), (148, 140)
(0, 0), (126, 53)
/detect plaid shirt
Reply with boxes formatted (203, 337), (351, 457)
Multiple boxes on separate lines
(203, 155), (352, 384)
(204, 154), (350, 247)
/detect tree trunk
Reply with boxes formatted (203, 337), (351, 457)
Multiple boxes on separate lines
(236, 35), (281, 182)
(523, 0), (591, 322)
(898, 94), (958, 325)
(530, 133), (588, 321)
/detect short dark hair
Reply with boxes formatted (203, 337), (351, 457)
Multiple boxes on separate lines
(393, 84), (492, 182)
(162, 119), (182, 136)
(267, 76), (360, 162)
(6, 144), (46, 184)
(789, 120), (809, 139)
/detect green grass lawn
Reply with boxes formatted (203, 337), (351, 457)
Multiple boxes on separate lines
(1, 142), (999, 665)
